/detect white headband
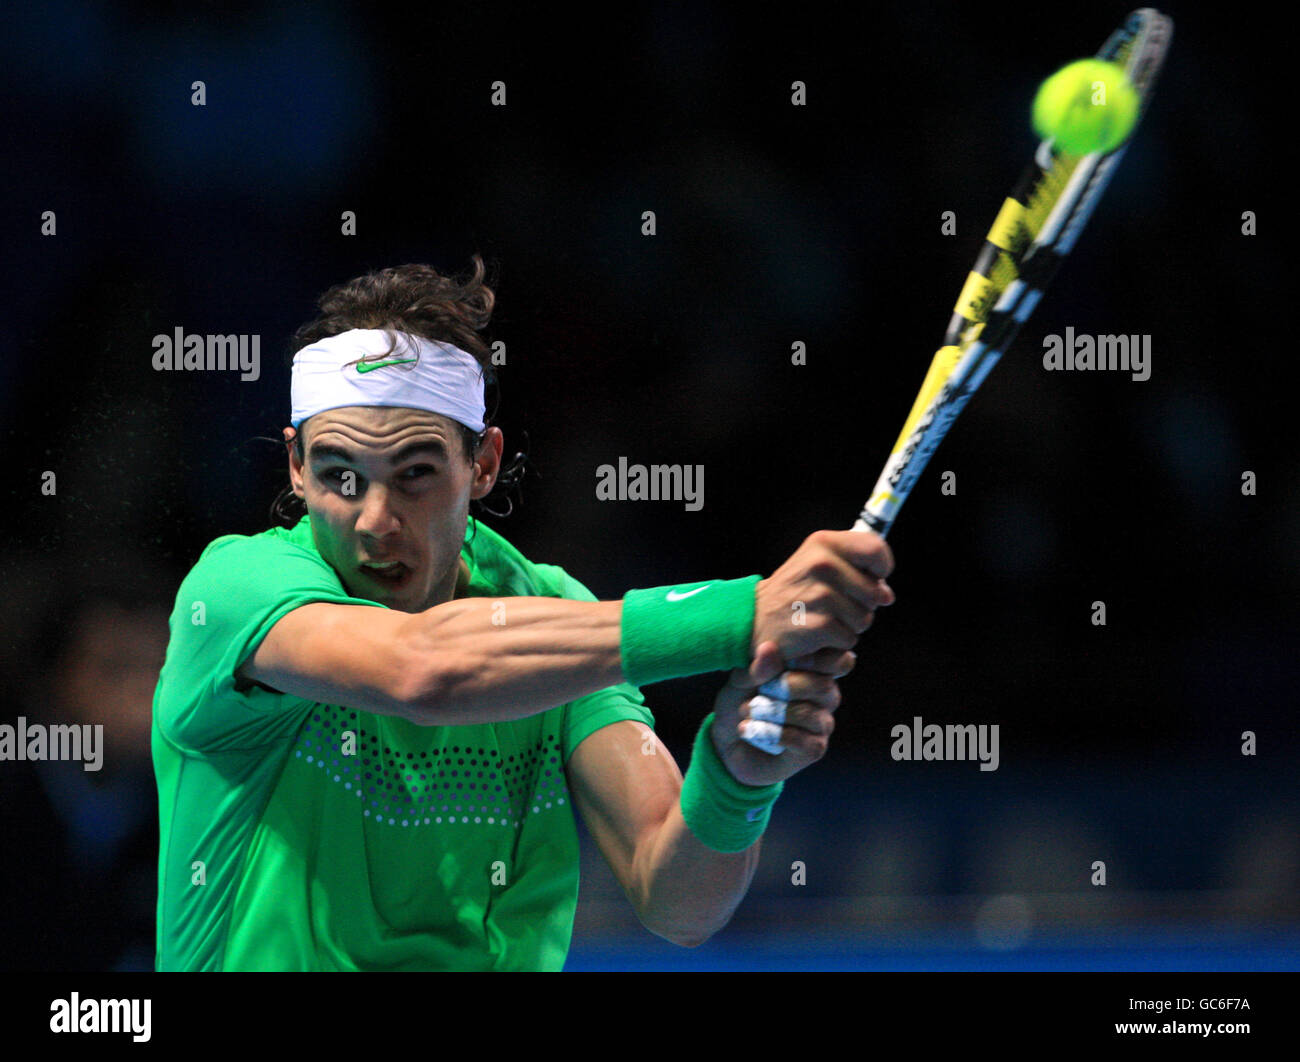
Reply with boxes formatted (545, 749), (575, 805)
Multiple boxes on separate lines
(290, 328), (487, 432)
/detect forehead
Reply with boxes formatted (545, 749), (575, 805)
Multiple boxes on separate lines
(302, 406), (461, 455)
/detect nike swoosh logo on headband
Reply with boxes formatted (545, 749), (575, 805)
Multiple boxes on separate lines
(355, 358), (417, 373)
(666, 585), (710, 602)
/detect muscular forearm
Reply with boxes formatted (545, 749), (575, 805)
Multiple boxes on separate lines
(399, 597), (626, 725)
(632, 802), (762, 947)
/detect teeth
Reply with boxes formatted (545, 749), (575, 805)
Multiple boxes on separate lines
(364, 562), (401, 571)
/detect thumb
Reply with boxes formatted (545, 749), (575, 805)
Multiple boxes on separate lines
(718, 641), (784, 716)
(744, 640), (786, 689)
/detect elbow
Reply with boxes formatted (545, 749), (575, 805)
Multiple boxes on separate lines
(659, 926), (715, 949)
(641, 912), (721, 949)
(392, 653), (472, 726)
(388, 612), (480, 725)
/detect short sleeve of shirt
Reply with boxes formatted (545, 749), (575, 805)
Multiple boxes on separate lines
(536, 566), (655, 763)
(155, 529), (386, 752)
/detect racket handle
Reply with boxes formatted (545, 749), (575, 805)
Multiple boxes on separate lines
(741, 520), (890, 755)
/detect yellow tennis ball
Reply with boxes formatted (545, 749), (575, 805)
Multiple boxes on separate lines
(1032, 59), (1139, 155)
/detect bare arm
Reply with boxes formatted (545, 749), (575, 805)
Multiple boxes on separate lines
(238, 528), (891, 729)
(568, 720), (759, 947)
(568, 645), (857, 946)
(238, 598), (624, 726)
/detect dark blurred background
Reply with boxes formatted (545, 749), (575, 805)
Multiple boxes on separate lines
(2, 1), (1295, 970)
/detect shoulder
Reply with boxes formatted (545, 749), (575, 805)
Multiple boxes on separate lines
(464, 521), (594, 601)
(167, 517), (364, 645)
(181, 518), (338, 595)
(193, 519), (317, 569)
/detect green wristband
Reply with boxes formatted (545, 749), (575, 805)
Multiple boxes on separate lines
(620, 575), (760, 688)
(679, 712), (784, 853)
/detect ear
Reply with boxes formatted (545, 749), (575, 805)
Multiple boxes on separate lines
(284, 426), (306, 499)
(470, 427), (505, 500)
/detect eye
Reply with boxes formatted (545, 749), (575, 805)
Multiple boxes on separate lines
(319, 467), (361, 490)
(400, 464), (436, 480)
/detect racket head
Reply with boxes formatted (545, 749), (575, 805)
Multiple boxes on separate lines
(857, 8), (1173, 539)
(749, 11), (1174, 757)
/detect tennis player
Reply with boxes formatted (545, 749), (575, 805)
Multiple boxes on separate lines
(151, 259), (894, 970)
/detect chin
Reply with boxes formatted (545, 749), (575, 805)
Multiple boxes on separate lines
(388, 594), (422, 614)
(392, 582), (436, 613)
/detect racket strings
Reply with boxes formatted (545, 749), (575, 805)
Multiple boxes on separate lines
(1023, 158), (1078, 241)
(987, 248), (1020, 295)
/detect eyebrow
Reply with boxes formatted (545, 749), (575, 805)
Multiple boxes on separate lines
(308, 440), (451, 466)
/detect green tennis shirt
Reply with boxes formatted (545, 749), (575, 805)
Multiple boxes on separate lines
(152, 515), (653, 971)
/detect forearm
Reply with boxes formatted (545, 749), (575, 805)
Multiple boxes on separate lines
(399, 597), (625, 725)
(247, 577), (760, 726)
(632, 802), (762, 947)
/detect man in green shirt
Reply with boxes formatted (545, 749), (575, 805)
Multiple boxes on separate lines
(152, 259), (895, 970)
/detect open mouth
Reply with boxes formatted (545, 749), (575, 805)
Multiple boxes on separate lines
(360, 560), (410, 585)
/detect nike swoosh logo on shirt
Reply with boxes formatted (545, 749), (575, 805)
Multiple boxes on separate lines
(355, 358), (417, 373)
(666, 585), (710, 601)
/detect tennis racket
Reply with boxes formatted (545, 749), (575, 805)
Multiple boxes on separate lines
(743, 8), (1173, 755)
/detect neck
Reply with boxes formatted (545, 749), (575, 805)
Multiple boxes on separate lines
(423, 557), (471, 610)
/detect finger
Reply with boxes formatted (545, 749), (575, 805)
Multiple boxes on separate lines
(824, 528), (895, 581)
(803, 570), (890, 634)
(725, 640), (784, 693)
(784, 648), (857, 677)
(802, 613), (862, 653)
(757, 673), (841, 710)
(746, 699), (836, 735)
(740, 709), (835, 758)
(750, 641), (786, 685)
(804, 531), (896, 599)
(747, 694), (787, 727)
(764, 674), (841, 713)
(739, 715), (785, 755)
(768, 715), (834, 759)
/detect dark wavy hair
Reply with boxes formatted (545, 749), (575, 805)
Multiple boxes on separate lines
(270, 256), (527, 526)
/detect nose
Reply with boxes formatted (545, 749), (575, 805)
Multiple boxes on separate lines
(354, 482), (401, 540)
